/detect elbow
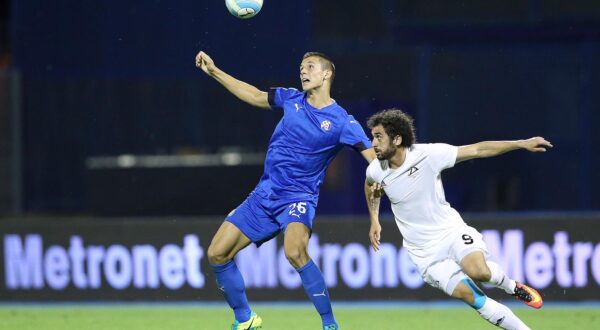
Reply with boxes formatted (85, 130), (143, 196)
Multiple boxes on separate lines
(247, 96), (265, 108)
(252, 91), (268, 108)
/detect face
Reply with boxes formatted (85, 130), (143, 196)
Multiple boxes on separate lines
(299, 56), (329, 91)
(371, 125), (399, 160)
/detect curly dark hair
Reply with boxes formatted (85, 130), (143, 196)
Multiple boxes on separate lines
(367, 108), (416, 148)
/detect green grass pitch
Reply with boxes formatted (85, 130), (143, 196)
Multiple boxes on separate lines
(1, 304), (598, 330)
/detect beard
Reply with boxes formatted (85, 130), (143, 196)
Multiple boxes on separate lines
(376, 144), (397, 160)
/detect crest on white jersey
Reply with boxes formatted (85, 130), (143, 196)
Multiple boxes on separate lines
(320, 120), (332, 131)
(408, 166), (419, 176)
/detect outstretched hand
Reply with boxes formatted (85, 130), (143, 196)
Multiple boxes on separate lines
(522, 137), (553, 152)
(195, 51), (216, 75)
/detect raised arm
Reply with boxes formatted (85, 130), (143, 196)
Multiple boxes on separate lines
(456, 136), (552, 164)
(365, 178), (383, 251)
(195, 51), (270, 109)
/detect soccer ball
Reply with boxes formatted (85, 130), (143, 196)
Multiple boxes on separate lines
(225, 0), (263, 19)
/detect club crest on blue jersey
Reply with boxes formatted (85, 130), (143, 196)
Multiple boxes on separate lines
(320, 120), (332, 131)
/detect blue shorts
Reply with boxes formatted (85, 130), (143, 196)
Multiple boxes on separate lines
(225, 187), (316, 247)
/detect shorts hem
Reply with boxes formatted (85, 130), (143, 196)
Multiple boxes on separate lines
(456, 247), (488, 264)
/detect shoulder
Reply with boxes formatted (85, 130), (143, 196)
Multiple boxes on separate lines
(414, 143), (456, 154)
(407, 144), (428, 157)
(406, 144), (437, 167)
(280, 87), (303, 97)
(336, 111), (366, 131)
(412, 143), (435, 152)
(271, 87), (304, 100)
(416, 143), (458, 169)
(327, 104), (355, 128)
(333, 102), (349, 115)
(269, 87), (306, 109)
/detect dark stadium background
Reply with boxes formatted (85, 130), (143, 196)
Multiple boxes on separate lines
(1, 0), (600, 303)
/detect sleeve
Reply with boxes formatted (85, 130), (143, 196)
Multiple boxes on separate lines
(268, 87), (300, 110)
(426, 143), (458, 172)
(339, 115), (373, 152)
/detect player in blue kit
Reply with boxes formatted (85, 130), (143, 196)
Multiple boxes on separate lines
(195, 50), (376, 330)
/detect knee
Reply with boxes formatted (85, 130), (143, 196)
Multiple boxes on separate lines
(285, 246), (308, 268)
(465, 265), (492, 282)
(207, 244), (230, 265)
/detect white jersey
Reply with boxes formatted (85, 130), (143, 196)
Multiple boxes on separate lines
(366, 143), (465, 254)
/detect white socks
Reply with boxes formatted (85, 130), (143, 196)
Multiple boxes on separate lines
(486, 261), (516, 294)
(477, 297), (531, 330)
(465, 261), (530, 329)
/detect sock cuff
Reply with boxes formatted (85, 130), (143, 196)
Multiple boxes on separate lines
(211, 260), (235, 273)
(296, 259), (316, 273)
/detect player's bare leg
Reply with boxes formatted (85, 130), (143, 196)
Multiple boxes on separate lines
(285, 222), (338, 330)
(208, 221), (252, 265)
(208, 221), (261, 329)
(283, 222), (311, 268)
(461, 251), (543, 308)
(452, 280), (531, 330)
(460, 251), (493, 282)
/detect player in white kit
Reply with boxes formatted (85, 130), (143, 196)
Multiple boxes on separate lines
(364, 109), (552, 330)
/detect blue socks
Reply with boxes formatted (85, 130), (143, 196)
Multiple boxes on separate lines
(297, 259), (336, 326)
(212, 259), (336, 326)
(211, 260), (251, 322)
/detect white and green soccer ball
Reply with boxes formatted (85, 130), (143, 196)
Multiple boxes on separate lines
(225, 0), (263, 19)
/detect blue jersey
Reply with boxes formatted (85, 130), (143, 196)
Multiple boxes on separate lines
(256, 87), (372, 203)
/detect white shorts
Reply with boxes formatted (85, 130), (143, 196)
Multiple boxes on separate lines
(407, 225), (489, 296)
